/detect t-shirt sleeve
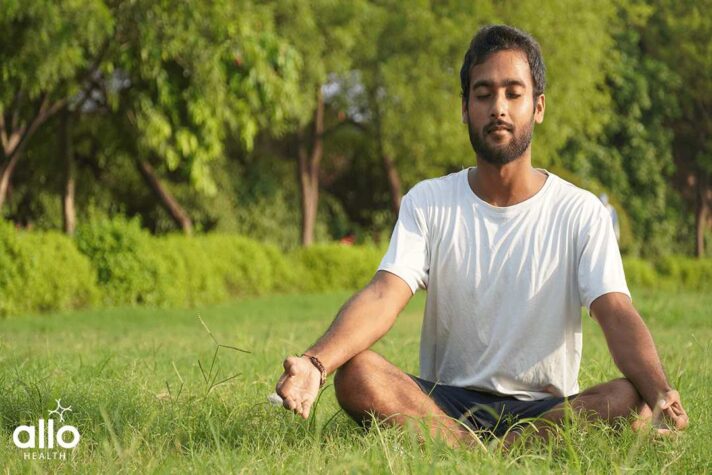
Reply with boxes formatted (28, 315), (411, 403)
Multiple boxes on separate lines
(378, 191), (429, 294)
(577, 203), (631, 310)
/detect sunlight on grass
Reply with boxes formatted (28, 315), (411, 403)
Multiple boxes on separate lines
(0, 289), (710, 473)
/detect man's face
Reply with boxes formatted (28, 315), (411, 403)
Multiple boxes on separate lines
(461, 50), (545, 165)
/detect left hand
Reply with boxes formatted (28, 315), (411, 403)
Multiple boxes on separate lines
(633, 389), (689, 435)
(654, 389), (689, 433)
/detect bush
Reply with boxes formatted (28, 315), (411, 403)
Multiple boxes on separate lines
(75, 217), (160, 305)
(0, 221), (99, 316)
(623, 258), (659, 288)
(7, 214), (709, 318)
(291, 244), (383, 293)
(624, 255), (712, 291)
(75, 218), (301, 308)
(655, 256), (712, 291)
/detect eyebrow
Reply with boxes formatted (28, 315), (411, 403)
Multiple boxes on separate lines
(472, 79), (527, 90)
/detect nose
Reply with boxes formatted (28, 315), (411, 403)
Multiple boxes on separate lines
(490, 91), (507, 118)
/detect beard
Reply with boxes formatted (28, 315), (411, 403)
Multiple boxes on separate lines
(467, 115), (534, 166)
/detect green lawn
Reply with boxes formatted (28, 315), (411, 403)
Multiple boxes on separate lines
(0, 288), (710, 473)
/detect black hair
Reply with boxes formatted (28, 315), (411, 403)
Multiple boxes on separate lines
(460, 25), (546, 102)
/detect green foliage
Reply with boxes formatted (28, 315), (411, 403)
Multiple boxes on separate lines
(623, 256), (712, 291)
(0, 0), (112, 105)
(71, 215), (380, 310)
(644, 0), (712, 177)
(563, 3), (686, 257)
(75, 216), (159, 305)
(0, 220), (99, 316)
(2, 0), (710, 257)
(107, 0), (304, 195)
(622, 257), (659, 288)
(292, 244), (384, 292)
(2, 216), (711, 317)
(654, 256), (712, 291)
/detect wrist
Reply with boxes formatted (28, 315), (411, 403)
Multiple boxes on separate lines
(301, 353), (327, 387)
(641, 383), (673, 408)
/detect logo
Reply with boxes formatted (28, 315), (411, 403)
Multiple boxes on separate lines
(12, 399), (81, 460)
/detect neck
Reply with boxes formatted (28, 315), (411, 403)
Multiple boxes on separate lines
(469, 151), (547, 207)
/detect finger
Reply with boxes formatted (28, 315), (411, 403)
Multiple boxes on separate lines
(297, 400), (308, 419)
(672, 411), (689, 430)
(283, 397), (298, 411)
(663, 406), (688, 430)
(301, 399), (313, 419)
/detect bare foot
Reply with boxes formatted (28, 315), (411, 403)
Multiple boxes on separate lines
(631, 403), (653, 432)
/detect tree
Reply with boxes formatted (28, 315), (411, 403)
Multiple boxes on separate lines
(351, 0), (477, 218)
(0, 0), (112, 213)
(642, 0), (712, 256)
(100, 0), (302, 234)
(562, 2), (685, 257)
(270, 0), (370, 246)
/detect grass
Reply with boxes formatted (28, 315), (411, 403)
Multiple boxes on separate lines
(0, 288), (710, 473)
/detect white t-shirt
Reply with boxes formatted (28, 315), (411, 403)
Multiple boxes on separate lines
(378, 168), (630, 400)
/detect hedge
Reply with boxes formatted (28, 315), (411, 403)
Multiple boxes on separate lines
(1, 218), (710, 317)
(74, 218), (301, 307)
(0, 221), (99, 316)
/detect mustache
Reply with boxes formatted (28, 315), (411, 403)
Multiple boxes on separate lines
(484, 120), (514, 133)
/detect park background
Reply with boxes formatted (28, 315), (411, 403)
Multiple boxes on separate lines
(0, 0), (711, 473)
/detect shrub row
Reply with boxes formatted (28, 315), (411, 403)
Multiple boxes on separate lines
(623, 256), (712, 291)
(0, 218), (384, 316)
(1, 218), (709, 316)
(0, 221), (99, 316)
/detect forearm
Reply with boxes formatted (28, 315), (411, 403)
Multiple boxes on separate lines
(304, 273), (409, 374)
(596, 303), (670, 408)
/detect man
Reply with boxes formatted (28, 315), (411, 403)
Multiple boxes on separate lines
(274, 25), (688, 445)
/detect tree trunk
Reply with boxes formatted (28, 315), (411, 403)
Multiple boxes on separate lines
(0, 96), (68, 212)
(0, 150), (21, 212)
(298, 89), (325, 247)
(61, 112), (77, 235)
(695, 182), (709, 257)
(382, 153), (402, 217)
(137, 159), (193, 235)
(370, 87), (402, 221)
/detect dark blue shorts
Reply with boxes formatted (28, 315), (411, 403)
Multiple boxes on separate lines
(410, 375), (575, 437)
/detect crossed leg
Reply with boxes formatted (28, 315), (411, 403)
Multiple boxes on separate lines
(503, 377), (650, 446)
(334, 350), (648, 448)
(334, 350), (473, 446)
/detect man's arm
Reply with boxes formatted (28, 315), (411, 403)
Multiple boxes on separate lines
(275, 270), (413, 418)
(590, 292), (688, 431)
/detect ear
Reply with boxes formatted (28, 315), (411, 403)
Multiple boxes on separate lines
(461, 99), (468, 124)
(534, 94), (545, 124)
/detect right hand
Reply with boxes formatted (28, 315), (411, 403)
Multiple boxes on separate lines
(275, 356), (322, 419)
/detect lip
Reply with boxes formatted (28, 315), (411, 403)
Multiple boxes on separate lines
(485, 122), (513, 134)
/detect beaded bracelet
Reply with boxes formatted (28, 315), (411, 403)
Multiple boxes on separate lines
(302, 353), (327, 387)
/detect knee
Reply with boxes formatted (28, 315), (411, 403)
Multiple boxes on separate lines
(608, 378), (642, 407)
(334, 350), (380, 410)
(590, 378), (643, 418)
